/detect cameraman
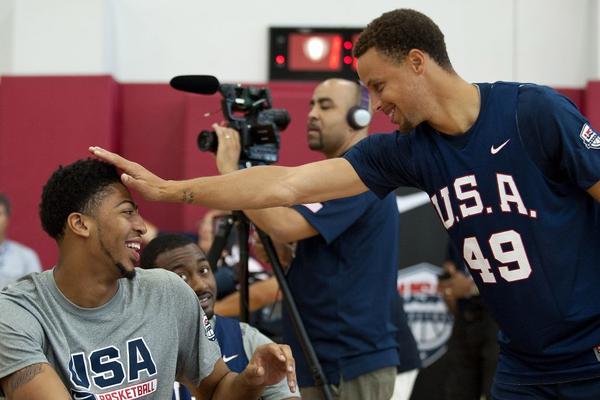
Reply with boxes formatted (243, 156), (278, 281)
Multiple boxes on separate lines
(213, 79), (418, 400)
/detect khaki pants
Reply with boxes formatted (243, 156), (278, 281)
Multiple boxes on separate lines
(300, 366), (396, 400)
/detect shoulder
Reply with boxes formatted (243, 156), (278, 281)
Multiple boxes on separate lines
(134, 267), (178, 285)
(0, 272), (48, 323)
(350, 131), (411, 155)
(238, 321), (273, 351)
(238, 321), (270, 340)
(1, 270), (46, 296)
(516, 83), (578, 113)
(133, 268), (194, 297)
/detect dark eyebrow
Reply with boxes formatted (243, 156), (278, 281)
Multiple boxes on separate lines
(116, 200), (138, 210)
(366, 79), (380, 89)
(309, 97), (334, 107)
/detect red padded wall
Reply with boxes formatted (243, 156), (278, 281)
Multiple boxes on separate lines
(0, 76), (119, 268)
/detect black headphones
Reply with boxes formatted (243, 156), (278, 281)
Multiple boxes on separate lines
(346, 83), (372, 130)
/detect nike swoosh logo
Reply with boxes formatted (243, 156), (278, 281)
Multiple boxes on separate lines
(223, 354), (239, 363)
(491, 139), (510, 155)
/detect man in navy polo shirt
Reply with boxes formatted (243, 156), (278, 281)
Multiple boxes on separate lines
(211, 78), (409, 399)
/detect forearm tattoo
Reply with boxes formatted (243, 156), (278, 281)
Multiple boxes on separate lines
(7, 363), (44, 394)
(182, 191), (194, 204)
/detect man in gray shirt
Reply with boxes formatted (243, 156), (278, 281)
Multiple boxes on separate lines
(0, 193), (41, 290)
(140, 233), (299, 400)
(0, 158), (296, 400)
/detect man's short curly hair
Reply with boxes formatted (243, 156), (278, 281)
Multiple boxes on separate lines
(354, 9), (453, 71)
(140, 233), (197, 270)
(39, 158), (121, 240)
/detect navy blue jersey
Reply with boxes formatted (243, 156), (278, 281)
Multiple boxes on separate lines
(214, 316), (250, 373)
(345, 82), (600, 385)
(284, 192), (400, 386)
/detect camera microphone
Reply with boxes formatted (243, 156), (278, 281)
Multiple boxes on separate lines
(169, 75), (220, 95)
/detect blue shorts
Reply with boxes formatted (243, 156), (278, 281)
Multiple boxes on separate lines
(492, 376), (600, 400)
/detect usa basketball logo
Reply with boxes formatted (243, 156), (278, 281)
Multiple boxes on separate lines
(203, 315), (216, 341)
(579, 123), (600, 149)
(397, 263), (454, 367)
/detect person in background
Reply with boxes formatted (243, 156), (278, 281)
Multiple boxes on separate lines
(140, 233), (299, 400)
(211, 78), (414, 400)
(438, 244), (498, 400)
(0, 193), (41, 290)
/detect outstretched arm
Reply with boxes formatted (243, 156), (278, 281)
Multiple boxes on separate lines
(89, 146), (368, 210)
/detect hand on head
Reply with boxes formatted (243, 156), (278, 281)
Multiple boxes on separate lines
(89, 147), (168, 202)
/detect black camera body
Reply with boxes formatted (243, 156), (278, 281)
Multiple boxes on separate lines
(198, 84), (290, 166)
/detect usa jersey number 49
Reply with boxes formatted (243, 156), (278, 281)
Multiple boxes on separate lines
(463, 230), (532, 283)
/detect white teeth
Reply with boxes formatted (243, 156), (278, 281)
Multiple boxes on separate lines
(126, 242), (140, 251)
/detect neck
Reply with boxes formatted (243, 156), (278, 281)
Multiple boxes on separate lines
(424, 74), (480, 135)
(54, 247), (121, 308)
(327, 131), (368, 159)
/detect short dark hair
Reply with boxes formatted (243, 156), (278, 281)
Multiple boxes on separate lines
(354, 9), (453, 71)
(0, 193), (11, 216)
(140, 233), (196, 269)
(39, 158), (121, 240)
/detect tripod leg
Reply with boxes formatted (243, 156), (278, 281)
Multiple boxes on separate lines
(235, 213), (250, 323)
(207, 215), (235, 271)
(256, 229), (334, 400)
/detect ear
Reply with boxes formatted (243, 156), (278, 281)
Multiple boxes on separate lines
(66, 212), (92, 238)
(406, 49), (426, 74)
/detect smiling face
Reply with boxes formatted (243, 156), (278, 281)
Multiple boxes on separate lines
(357, 48), (427, 133)
(154, 243), (216, 319)
(87, 184), (146, 279)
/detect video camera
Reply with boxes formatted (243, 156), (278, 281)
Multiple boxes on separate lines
(170, 75), (291, 166)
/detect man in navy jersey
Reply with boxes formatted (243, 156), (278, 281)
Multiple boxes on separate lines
(91, 8), (600, 399)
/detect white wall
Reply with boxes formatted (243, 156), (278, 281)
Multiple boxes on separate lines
(0, 0), (598, 87)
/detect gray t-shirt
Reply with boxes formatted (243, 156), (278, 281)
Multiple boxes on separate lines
(0, 268), (221, 399)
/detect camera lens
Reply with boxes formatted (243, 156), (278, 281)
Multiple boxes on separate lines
(197, 130), (218, 153)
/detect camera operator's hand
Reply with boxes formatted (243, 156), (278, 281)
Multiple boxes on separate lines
(438, 261), (478, 314)
(213, 123), (241, 174)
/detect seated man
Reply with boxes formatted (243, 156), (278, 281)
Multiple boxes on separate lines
(0, 158), (295, 400)
(140, 233), (299, 400)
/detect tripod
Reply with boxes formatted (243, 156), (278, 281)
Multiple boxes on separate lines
(207, 210), (334, 400)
